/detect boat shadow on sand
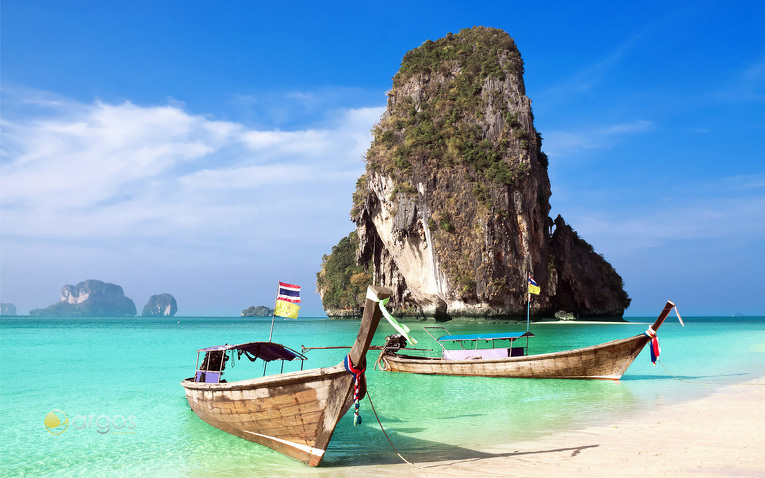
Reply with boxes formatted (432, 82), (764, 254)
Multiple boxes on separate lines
(622, 372), (750, 381)
(322, 429), (600, 468)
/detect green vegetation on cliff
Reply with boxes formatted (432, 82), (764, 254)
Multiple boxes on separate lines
(358, 26), (532, 220)
(316, 231), (370, 311)
(394, 30), (522, 83)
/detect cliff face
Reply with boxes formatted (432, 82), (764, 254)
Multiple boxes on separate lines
(142, 293), (178, 317)
(349, 27), (629, 319)
(31, 279), (137, 317)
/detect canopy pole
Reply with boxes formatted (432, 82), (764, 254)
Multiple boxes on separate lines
(267, 314), (275, 342)
(526, 289), (531, 333)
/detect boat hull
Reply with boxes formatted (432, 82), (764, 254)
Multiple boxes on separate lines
(379, 334), (651, 380)
(181, 364), (355, 466)
(181, 284), (391, 466)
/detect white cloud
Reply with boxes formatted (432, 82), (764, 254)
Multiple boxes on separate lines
(0, 90), (385, 314)
(560, 176), (765, 254)
(543, 120), (655, 158)
(716, 56), (765, 102)
(0, 92), (384, 244)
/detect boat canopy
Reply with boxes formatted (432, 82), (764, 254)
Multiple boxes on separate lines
(197, 341), (306, 362)
(438, 331), (535, 342)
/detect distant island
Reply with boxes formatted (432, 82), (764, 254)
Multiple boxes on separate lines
(30, 279), (137, 317)
(241, 306), (274, 317)
(28, 279), (177, 317)
(142, 293), (178, 317)
(0, 303), (17, 316)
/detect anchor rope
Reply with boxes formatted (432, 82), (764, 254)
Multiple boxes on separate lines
(364, 388), (426, 470)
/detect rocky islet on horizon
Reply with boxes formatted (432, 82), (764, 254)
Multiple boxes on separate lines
(29, 279), (178, 317)
(241, 305), (274, 317)
(0, 303), (17, 316)
(142, 293), (178, 317)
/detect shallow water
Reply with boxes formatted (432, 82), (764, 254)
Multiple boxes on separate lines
(1, 315), (763, 476)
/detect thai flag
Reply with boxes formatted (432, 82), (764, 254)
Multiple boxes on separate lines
(277, 281), (301, 303)
(528, 275), (540, 295)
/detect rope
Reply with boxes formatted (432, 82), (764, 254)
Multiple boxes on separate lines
(344, 355), (366, 425)
(365, 388), (426, 470)
(373, 349), (388, 371)
(658, 359), (764, 386)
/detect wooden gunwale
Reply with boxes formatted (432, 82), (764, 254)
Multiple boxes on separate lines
(182, 364), (346, 391)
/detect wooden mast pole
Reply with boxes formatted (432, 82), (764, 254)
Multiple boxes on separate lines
(347, 285), (391, 368)
(650, 300), (676, 332)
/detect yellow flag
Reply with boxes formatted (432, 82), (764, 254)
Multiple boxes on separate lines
(274, 299), (300, 319)
(528, 276), (541, 295)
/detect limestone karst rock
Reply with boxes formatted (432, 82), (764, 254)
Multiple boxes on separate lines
(142, 293), (178, 317)
(331, 27), (630, 320)
(0, 303), (17, 316)
(30, 279), (137, 316)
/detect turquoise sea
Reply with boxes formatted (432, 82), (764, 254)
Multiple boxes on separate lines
(1, 314), (763, 477)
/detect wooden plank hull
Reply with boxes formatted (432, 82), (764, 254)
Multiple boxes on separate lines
(181, 364), (355, 466)
(380, 333), (651, 380)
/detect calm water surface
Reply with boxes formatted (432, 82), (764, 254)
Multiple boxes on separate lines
(1, 315), (763, 477)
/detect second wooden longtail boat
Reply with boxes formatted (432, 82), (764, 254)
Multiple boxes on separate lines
(181, 285), (391, 466)
(377, 300), (678, 380)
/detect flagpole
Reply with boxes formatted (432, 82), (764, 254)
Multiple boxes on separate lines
(526, 274), (531, 333)
(526, 291), (531, 333)
(268, 279), (279, 342)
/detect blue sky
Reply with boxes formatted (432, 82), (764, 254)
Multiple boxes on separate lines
(1, 1), (763, 316)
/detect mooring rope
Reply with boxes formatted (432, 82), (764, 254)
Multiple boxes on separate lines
(373, 350), (387, 371)
(343, 355), (366, 425)
(365, 389), (426, 470)
(658, 359), (764, 386)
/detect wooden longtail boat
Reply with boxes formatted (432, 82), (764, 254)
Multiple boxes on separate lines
(378, 300), (676, 380)
(181, 285), (391, 466)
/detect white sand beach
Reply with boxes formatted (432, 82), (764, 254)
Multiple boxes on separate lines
(350, 378), (765, 477)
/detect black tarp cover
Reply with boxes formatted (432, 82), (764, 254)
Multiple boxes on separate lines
(198, 342), (304, 362)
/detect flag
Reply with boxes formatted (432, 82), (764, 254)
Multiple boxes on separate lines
(277, 281), (301, 303)
(274, 299), (300, 319)
(644, 326), (660, 364)
(274, 281), (301, 318)
(528, 275), (540, 295)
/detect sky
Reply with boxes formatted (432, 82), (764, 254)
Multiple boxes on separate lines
(1, 1), (763, 317)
